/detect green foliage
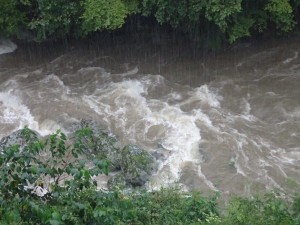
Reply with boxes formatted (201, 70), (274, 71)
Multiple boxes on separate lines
(140, 0), (299, 46)
(121, 144), (154, 186)
(131, 188), (219, 225)
(107, 173), (127, 190)
(81, 0), (129, 34)
(124, 0), (141, 14)
(293, 196), (300, 223)
(0, 127), (219, 224)
(73, 124), (121, 170)
(27, 0), (82, 41)
(74, 126), (118, 156)
(141, 0), (189, 27)
(0, 127), (109, 224)
(203, 0), (242, 32)
(223, 193), (297, 225)
(1, 127), (300, 224)
(265, 0), (295, 32)
(228, 16), (254, 43)
(0, 0), (25, 37)
(1, 0), (300, 46)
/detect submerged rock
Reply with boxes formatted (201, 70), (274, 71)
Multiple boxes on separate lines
(71, 119), (122, 171)
(0, 128), (39, 152)
(1, 121), (157, 189)
(107, 174), (127, 190)
(71, 121), (156, 188)
(121, 144), (154, 186)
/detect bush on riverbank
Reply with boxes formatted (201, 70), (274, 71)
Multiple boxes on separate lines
(0, 127), (300, 224)
(1, 0), (300, 48)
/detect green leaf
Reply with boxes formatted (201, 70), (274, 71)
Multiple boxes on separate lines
(60, 132), (67, 141)
(52, 211), (61, 220)
(81, 0), (129, 33)
(73, 202), (86, 210)
(49, 220), (60, 225)
(93, 209), (106, 218)
(58, 168), (63, 175)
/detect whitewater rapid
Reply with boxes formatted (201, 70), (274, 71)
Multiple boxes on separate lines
(0, 38), (299, 197)
(0, 39), (17, 55)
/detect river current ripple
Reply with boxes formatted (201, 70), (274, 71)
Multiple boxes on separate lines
(0, 37), (299, 197)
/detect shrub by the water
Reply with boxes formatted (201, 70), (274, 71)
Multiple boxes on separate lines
(0, 127), (299, 224)
(1, 0), (300, 47)
(222, 193), (298, 225)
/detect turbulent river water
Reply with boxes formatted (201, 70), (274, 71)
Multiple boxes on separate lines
(0, 36), (299, 197)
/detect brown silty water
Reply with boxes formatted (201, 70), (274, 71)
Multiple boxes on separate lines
(0, 35), (299, 198)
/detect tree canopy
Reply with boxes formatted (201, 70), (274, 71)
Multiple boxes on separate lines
(0, 0), (300, 45)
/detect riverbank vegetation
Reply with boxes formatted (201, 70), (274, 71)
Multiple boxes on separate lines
(0, 127), (300, 224)
(1, 0), (300, 48)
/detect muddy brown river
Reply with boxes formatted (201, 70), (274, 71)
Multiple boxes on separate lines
(0, 35), (299, 198)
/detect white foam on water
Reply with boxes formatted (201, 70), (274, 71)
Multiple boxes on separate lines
(283, 51), (298, 64)
(78, 66), (108, 75)
(276, 149), (300, 165)
(285, 148), (300, 162)
(241, 98), (251, 115)
(192, 109), (215, 128)
(0, 39), (17, 55)
(266, 91), (277, 96)
(0, 92), (39, 134)
(115, 66), (139, 76)
(0, 89), (60, 137)
(37, 119), (66, 136)
(188, 85), (222, 108)
(197, 165), (218, 191)
(82, 77), (223, 190)
(286, 106), (300, 118)
(40, 74), (71, 94)
(0, 38), (299, 197)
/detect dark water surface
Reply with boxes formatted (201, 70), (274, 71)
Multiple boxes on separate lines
(1, 36), (299, 197)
